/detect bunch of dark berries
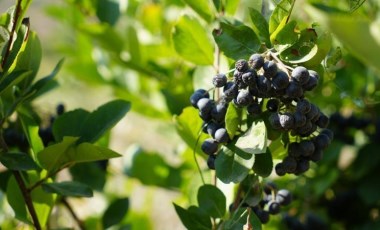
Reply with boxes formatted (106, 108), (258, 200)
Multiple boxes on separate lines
(189, 52), (333, 173)
(251, 183), (293, 223)
(232, 182), (293, 224)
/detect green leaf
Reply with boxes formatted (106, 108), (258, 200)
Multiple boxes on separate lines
(102, 197), (129, 229)
(52, 109), (90, 142)
(0, 152), (39, 171)
(23, 58), (64, 100)
(235, 120), (267, 154)
(69, 162), (107, 191)
(125, 148), (183, 188)
(225, 103), (242, 140)
(7, 171), (56, 226)
(183, 0), (215, 22)
(215, 146), (255, 184)
(37, 136), (121, 173)
(303, 27), (332, 68)
(279, 28), (318, 64)
(248, 211), (262, 230)
(223, 208), (248, 230)
(174, 107), (207, 155)
(172, 15), (214, 65)
(305, 4), (380, 73)
(252, 149), (273, 178)
(269, 0), (294, 34)
(6, 175), (31, 224)
(41, 181), (93, 197)
(248, 7), (270, 47)
(213, 21), (261, 60)
(0, 70), (32, 96)
(173, 204), (212, 230)
(197, 184), (226, 218)
(96, 0), (120, 26)
(18, 108), (45, 157)
(268, 136), (287, 159)
(77, 99), (131, 144)
(270, 19), (298, 46)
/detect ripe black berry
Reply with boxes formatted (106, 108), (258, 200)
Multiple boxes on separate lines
(296, 98), (311, 114)
(201, 138), (219, 155)
(235, 59), (249, 72)
(206, 122), (222, 137)
(279, 113), (294, 130)
(56, 104), (65, 115)
(268, 201), (281, 214)
(263, 61), (278, 78)
(255, 209), (270, 224)
(316, 113), (329, 128)
(214, 128), (230, 143)
(286, 81), (303, 99)
(293, 111), (307, 128)
(291, 66), (310, 85)
(197, 98), (214, 115)
(247, 102), (262, 116)
(299, 140), (315, 157)
(271, 71), (289, 90)
(269, 113), (282, 130)
(313, 134), (330, 150)
(248, 53), (264, 70)
(236, 89), (253, 106)
(190, 89), (209, 108)
(207, 154), (216, 170)
(211, 102), (228, 123)
(276, 189), (292, 206)
(223, 82), (239, 100)
(212, 73), (227, 87)
(241, 71), (257, 87)
(266, 98), (280, 112)
(282, 156), (297, 173)
(275, 163), (286, 176)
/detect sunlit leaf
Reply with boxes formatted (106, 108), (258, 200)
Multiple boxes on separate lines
(42, 181), (93, 197)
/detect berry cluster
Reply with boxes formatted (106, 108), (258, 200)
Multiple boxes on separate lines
(251, 183), (293, 224)
(190, 52), (333, 174)
(275, 129), (334, 176)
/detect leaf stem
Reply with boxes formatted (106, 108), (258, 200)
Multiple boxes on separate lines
(61, 198), (86, 230)
(194, 126), (206, 185)
(0, 134), (41, 229)
(0, 0), (22, 71)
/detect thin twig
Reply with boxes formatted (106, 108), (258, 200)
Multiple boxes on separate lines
(61, 198), (86, 230)
(1, 0), (22, 70)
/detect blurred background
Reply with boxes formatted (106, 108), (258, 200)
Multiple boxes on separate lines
(0, 0), (380, 229)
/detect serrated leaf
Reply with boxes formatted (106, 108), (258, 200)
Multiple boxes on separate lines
(269, 0), (294, 34)
(235, 120), (267, 154)
(215, 146), (255, 184)
(42, 181), (93, 197)
(225, 103), (242, 140)
(0, 152), (39, 171)
(174, 204), (212, 230)
(183, 0), (215, 22)
(172, 15), (214, 65)
(77, 99), (131, 144)
(248, 7), (270, 47)
(102, 197), (129, 228)
(197, 184), (226, 218)
(174, 107), (207, 155)
(213, 21), (261, 60)
(252, 149), (273, 178)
